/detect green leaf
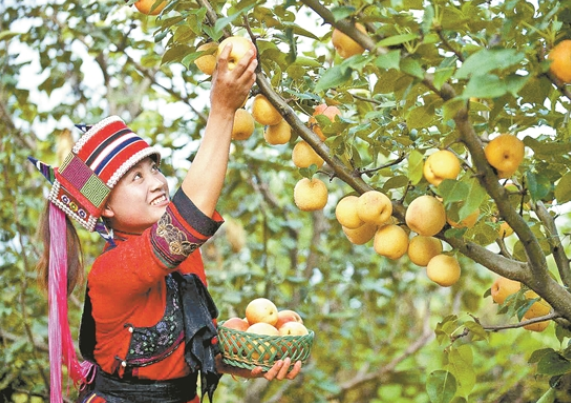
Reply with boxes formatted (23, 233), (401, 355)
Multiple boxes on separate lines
(458, 179), (487, 221)
(433, 56), (457, 90)
(434, 67), (455, 91)
(298, 164), (318, 179)
(455, 49), (525, 79)
(529, 348), (555, 364)
(161, 45), (192, 65)
(555, 173), (571, 204)
(213, 14), (241, 34)
(408, 149), (424, 185)
(375, 50), (401, 71)
(537, 351), (571, 376)
(526, 171), (551, 202)
(464, 321), (488, 342)
(442, 98), (466, 122)
(400, 58), (425, 79)
(556, 325), (571, 344)
(382, 175), (409, 191)
(213, 4), (255, 34)
(282, 21), (320, 40)
(462, 74), (507, 99)
(447, 345), (475, 397)
(293, 56), (322, 68)
(505, 74), (529, 96)
(523, 136), (571, 159)
(427, 370), (457, 403)
(406, 106), (434, 129)
(330, 6), (357, 21)
(439, 180), (469, 205)
(421, 5), (435, 34)
(315, 65), (352, 92)
(378, 33), (419, 47)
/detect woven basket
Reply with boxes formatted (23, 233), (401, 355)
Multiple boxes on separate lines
(218, 322), (315, 371)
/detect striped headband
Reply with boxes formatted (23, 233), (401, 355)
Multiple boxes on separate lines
(47, 116), (161, 231)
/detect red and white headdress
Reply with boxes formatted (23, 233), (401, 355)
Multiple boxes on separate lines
(48, 116), (161, 231)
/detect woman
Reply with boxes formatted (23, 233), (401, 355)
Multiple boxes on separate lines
(32, 43), (301, 403)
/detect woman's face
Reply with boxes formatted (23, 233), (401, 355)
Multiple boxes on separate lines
(103, 157), (169, 234)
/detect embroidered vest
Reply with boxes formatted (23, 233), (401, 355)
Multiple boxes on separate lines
(79, 274), (185, 377)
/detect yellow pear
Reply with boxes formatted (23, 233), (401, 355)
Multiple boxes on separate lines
(521, 290), (551, 331)
(194, 42), (218, 75)
(490, 276), (521, 304)
(522, 319), (550, 332)
(423, 150), (462, 186)
(292, 141), (324, 169)
(448, 208), (480, 229)
(216, 36), (257, 71)
(357, 191), (393, 226)
(331, 23), (367, 59)
(373, 224), (409, 260)
(407, 236), (443, 267)
(309, 104), (342, 141)
(342, 222), (377, 245)
(405, 195), (446, 237)
(426, 254), (461, 287)
(133, 0), (167, 15)
(548, 39), (571, 83)
(336, 195), (364, 229)
(498, 221), (514, 238)
(231, 109), (255, 140)
(264, 119), (291, 145)
(294, 178), (328, 211)
(484, 134), (525, 179)
(252, 94), (283, 126)
(524, 290), (551, 318)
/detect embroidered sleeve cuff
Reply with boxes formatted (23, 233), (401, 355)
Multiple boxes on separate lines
(150, 188), (223, 268)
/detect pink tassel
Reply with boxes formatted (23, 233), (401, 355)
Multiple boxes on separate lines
(48, 204), (88, 402)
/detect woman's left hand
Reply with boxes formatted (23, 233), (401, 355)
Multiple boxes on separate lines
(251, 357), (302, 381)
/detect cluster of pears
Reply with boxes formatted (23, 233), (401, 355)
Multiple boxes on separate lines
(220, 298), (309, 361)
(490, 277), (552, 332)
(292, 103), (342, 212)
(293, 130), (527, 287)
(332, 189), (462, 287)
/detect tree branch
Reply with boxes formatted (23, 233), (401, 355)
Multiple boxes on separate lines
(255, 74), (371, 193)
(533, 201), (571, 287)
(299, 0), (386, 55)
(482, 312), (561, 332)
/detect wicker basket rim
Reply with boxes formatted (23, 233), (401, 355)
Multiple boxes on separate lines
(218, 322), (315, 341)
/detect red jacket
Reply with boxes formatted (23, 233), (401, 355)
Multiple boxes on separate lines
(86, 189), (223, 401)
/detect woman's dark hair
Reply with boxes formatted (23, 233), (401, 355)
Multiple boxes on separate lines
(36, 200), (85, 296)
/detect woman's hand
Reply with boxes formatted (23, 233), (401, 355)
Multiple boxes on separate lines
(210, 42), (257, 115)
(215, 354), (302, 381)
(251, 358), (302, 381)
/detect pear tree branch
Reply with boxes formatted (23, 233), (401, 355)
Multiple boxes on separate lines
(298, 0), (386, 55)
(532, 201), (571, 287)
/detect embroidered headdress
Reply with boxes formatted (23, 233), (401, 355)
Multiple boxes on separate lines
(30, 116), (161, 402)
(47, 115), (161, 231)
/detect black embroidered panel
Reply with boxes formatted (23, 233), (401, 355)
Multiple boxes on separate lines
(123, 275), (185, 367)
